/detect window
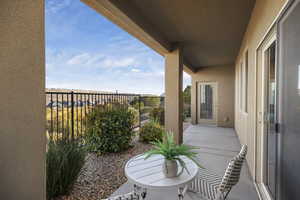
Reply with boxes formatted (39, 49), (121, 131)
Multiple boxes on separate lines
(240, 63), (243, 110)
(245, 51), (249, 113)
(239, 50), (249, 113)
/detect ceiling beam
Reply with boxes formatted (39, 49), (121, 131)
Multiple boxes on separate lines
(81, 0), (172, 55)
(183, 58), (197, 74)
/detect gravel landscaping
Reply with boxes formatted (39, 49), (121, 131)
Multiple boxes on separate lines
(53, 123), (191, 200)
(54, 141), (153, 200)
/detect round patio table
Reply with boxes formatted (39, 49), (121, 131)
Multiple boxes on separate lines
(125, 154), (199, 200)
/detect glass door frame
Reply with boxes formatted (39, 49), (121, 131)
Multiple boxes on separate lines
(196, 81), (218, 125)
(260, 32), (278, 200)
(263, 40), (278, 199)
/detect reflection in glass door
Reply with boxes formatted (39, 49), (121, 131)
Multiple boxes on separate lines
(264, 42), (277, 199)
(278, 1), (300, 198)
(200, 84), (213, 119)
(197, 82), (217, 124)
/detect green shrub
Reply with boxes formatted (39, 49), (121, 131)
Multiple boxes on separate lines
(128, 106), (139, 126)
(139, 120), (164, 143)
(150, 107), (165, 125)
(85, 104), (135, 153)
(46, 139), (86, 200)
(183, 104), (191, 121)
(130, 97), (144, 110)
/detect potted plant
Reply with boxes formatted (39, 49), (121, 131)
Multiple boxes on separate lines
(144, 131), (203, 178)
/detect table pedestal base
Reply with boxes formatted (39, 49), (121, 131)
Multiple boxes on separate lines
(178, 185), (188, 200)
(134, 184), (147, 199)
(133, 184), (188, 200)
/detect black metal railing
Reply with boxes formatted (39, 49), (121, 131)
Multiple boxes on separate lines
(46, 91), (164, 140)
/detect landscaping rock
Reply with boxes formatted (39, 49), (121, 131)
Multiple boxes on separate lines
(54, 141), (152, 200)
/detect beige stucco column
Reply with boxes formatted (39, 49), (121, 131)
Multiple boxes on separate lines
(0, 1), (46, 200)
(164, 48), (183, 144)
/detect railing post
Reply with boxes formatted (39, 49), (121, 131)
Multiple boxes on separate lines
(71, 91), (74, 140)
(139, 95), (141, 128)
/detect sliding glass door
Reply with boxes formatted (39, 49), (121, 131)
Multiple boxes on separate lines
(277, 0), (300, 199)
(264, 42), (277, 199)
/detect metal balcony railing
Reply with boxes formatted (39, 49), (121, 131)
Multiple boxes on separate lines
(46, 91), (165, 140)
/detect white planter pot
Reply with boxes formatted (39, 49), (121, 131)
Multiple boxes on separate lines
(162, 159), (178, 178)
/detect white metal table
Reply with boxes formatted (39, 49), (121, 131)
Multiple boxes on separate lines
(125, 154), (199, 200)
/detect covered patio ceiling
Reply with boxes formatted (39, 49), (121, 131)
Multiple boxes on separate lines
(83, 0), (255, 73)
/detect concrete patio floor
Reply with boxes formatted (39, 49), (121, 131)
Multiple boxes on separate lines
(112, 125), (259, 200)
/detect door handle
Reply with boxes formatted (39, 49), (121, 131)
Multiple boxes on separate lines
(275, 123), (280, 133)
(263, 112), (270, 123)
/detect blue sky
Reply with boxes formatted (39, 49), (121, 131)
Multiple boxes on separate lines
(46, 0), (190, 95)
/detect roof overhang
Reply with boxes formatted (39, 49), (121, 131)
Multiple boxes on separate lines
(81, 0), (255, 74)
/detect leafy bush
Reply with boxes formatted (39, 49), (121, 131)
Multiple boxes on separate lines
(85, 104), (135, 153)
(183, 104), (191, 121)
(139, 120), (164, 143)
(150, 107), (165, 125)
(128, 106), (139, 126)
(130, 97), (144, 110)
(46, 139), (86, 200)
(183, 85), (191, 104)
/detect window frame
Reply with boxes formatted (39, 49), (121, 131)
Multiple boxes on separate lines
(239, 50), (249, 114)
(245, 50), (249, 113)
(239, 62), (244, 111)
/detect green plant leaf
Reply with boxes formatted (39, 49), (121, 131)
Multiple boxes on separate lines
(144, 131), (204, 173)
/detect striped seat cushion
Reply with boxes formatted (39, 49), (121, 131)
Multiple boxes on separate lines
(189, 168), (223, 200)
(103, 192), (140, 200)
(188, 145), (248, 200)
(218, 145), (247, 192)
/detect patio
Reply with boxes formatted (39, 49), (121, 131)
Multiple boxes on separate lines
(111, 125), (259, 200)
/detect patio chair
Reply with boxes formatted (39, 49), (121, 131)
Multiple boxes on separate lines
(103, 184), (146, 200)
(187, 145), (248, 200)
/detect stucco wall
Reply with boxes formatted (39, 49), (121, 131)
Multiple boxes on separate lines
(191, 65), (235, 128)
(234, 0), (288, 180)
(0, 1), (46, 200)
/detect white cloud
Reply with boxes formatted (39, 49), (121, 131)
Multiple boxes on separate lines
(183, 71), (191, 80)
(131, 68), (140, 72)
(183, 72), (191, 88)
(101, 57), (135, 68)
(46, 0), (72, 14)
(45, 0), (172, 95)
(86, 54), (105, 65)
(67, 53), (91, 65)
(67, 52), (136, 68)
(46, 63), (54, 69)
